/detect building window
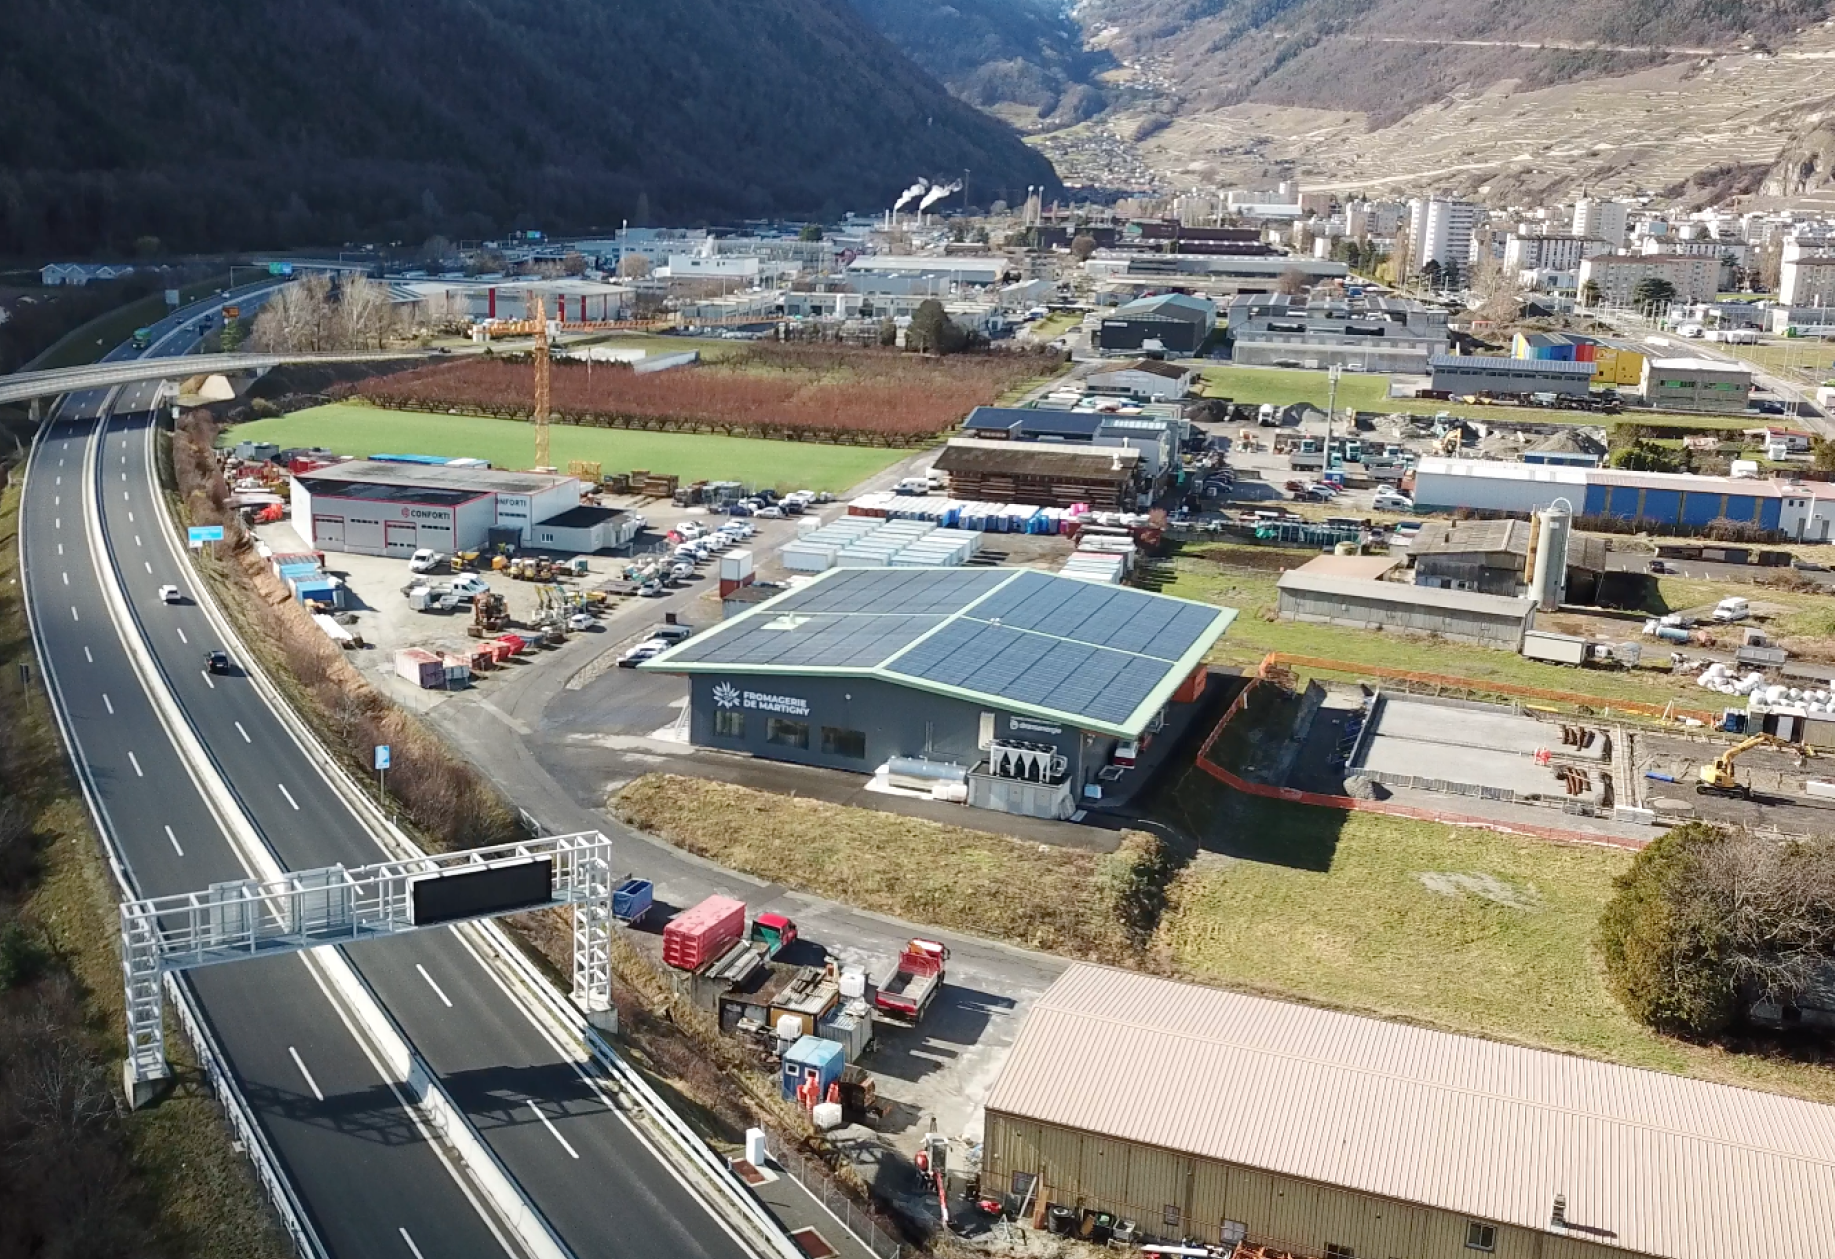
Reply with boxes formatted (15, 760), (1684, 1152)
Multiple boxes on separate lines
(766, 717), (808, 749)
(821, 726), (867, 759)
(714, 710), (745, 739)
(1465, 1222), (1497, 1252)
(1009, 1171), (1037, 1203)
(1325, 1246), (1356, 1259)
(1162, 1205), (1182, 1230)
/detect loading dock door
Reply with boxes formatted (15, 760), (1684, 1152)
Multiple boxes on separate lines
(315, 516), (346, 548)
(384, 521), (418, 555)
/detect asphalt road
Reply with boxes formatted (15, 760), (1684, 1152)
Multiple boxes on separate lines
(26, 298), (758, 1259)
(24, 301), (522, 1259)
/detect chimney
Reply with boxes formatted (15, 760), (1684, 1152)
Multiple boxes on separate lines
(1550, 1194), (1568, 1229)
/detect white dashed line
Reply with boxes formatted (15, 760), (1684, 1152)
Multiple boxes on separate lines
(200, 670), (215, 689)
(416, 964), (454, 1008)
(127, 511), (133, 522)
(175, 626), (188, 644)
(528, 1100), (579, 1159)
(165, 826), (183, 857)
(135, 535), (142, 546)
(102, 694), (114, 714)
(398, 1229), (427, 1259)
(128, 752), (143, 777)
(61, 571), (68, 585)
(288, 1047), (324, 1101)
(278, 783), (299, 810)
(83, 646), (93, 663)
(56, 543), (62, 556)
(70, 606), (78, 622)
(144, 561), (152, 573)
(235, 721), (251, 743)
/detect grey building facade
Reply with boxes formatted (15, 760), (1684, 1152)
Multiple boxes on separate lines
(1429, 354), (1596, 398)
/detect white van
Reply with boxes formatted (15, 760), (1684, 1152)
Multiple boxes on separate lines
(1257, 403), (1278, 426)
(895, 477), (931, 496)
(1712, 596), (1750, 623)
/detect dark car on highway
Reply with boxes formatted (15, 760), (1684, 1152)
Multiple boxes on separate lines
(204, 649), (231, 674)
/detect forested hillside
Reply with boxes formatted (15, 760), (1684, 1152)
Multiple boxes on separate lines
(848, 0), (1113, 124)
(0, 0), (1061, 256)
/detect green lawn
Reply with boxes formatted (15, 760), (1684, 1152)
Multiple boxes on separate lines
(223, 402), (918, 492)
(29, 275), (231, 371)
(1156, 795), (1835, 1102)
(1196, 363), (1754, 431)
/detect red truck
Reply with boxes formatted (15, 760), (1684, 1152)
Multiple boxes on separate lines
(874, 939), (949, 1023)
(663, 894), (747, 970)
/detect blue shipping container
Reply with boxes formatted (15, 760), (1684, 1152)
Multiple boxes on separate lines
(781, 1035), (844, 1102)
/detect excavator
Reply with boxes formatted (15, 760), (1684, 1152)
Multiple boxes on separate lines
(1696, 733), (1814, 799)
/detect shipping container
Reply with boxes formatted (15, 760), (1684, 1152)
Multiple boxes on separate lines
(394, 648), (444, 689)
(817, 1000), (875, 1063)
(613, 878), (653, 924)
(663, 894), (747, 970)
(781, 1035), (845, 1103)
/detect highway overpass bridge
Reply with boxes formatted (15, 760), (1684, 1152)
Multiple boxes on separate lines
(0, 350), (424, 408)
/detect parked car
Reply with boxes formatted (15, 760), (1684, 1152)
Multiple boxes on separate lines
(567, 613), (596, 632)
(638, 581), (665, 597)
(755, 505), (785, 519)
(408, 548), (444, 574)
(448, 574), (490, 598)
(1373, 493), (1415, 512)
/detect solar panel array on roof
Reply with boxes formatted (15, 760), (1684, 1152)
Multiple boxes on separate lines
(645, 566), (1237, 736)
(966, 570), (1218, 659)
(888, 620), (1174, 725)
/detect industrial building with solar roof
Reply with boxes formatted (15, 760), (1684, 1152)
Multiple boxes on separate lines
(641, 567), (1236, 819)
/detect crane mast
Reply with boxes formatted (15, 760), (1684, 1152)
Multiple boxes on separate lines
(530, 291), (552, 469)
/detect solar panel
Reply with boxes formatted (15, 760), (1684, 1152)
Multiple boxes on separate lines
(652, 565), (1234, 734)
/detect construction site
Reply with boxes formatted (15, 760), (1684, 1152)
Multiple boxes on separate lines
(1200, 654), (1835, 847)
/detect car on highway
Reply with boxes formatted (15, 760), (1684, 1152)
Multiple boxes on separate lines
(618, 639), (669, 667)
(204, 649), (231, 674)
(158, 583), (183, 604)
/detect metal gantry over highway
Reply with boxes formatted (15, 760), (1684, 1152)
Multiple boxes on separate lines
(122, 831), (616, 1090)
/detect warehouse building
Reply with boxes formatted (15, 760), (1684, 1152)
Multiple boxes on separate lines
(1227, 292), (1449, 373)
(1511, 331), (1645, 388)
(1584, 469), (1782, 530)
(934, 438), (1142, 510)
(292, 461), (636, 557)
(1276, 559), (1534, 648)
(1084, 359), (1197, 401)
(1412, 457), (1589, 515)
(983, 964), (1835, 1259)
(1639, 357), (1752, 413)
(1410, 459), (1792, 533)
(1428, 354), (1597, 398)
(1093, 293), (1217, 356)
(961, 408), (1179, 484)
(642, 568), (1234, 818)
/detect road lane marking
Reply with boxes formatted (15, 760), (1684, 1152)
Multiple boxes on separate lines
(56, 543), (62, 555)
(103, 694), (113, 714)
(416, 964), (454, 1008)
(165, 825), (183, 857)
(288, 1047), (325, 1101)
(53, 496), (58, 506)
(83, 646), (93, 663)
(175, 626), (188, 644)
(278, 783), (300, 810)
(70, 606), (78, 622)
(128, 752), (143, 777)
(399, 1228), (427, 1259)
(201, 670), (215, 689)
(123, 492), (129, 501)
(528, 1100), (579, 1159)
(61, 571), (68, 585)
(127, 511), (133, 522)
(54, 476), (60, 485)
(235, 721), (251, 743)
(121, 472), (127, 482)
(53, 518), (59, 529)
(135, 534), (142, 546)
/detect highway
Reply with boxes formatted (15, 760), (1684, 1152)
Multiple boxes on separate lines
(1, 349), (428, 405)
(21, 296), (762, 1259)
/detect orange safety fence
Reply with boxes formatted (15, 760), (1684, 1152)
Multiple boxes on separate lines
(1257, 652), (1719, 725)
(1194, 671), (1648, 851)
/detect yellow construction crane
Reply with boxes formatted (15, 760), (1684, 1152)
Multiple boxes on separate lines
(530, 291), (552, 469)
(1697, 733), (1813, 799)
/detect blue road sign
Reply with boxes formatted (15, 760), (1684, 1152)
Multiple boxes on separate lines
(374, 745), (391, 771)
(187, 525), (225, 544)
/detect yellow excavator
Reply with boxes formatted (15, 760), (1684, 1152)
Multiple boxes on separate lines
(1696, 733), (1813, 799)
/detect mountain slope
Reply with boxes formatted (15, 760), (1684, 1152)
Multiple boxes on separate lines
(0, 0), (1061, 255)
(848, 0), (1114, 124)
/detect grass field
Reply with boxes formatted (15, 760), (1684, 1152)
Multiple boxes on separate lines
(615, 775), (1160, 960)
(1197, 364), (1755, 431)
(30, 276), (231, 371)
(1155, 789), (1835, 1103)
(223, 402), (919, 492)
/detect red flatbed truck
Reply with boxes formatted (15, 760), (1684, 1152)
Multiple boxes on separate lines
(874, 939), (948, 1024)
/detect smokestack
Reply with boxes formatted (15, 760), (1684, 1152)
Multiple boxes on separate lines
(892, 179), (929, 213)
(918, 180), (963, 213)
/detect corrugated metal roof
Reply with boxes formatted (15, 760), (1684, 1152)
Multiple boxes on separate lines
(986, 965), (1835, 1259)
(1430, 354), (1598, 375)
(1588, 469), (1783, 496)
(1414, 457), (1589, 485)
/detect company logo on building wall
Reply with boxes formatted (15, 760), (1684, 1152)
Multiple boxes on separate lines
(713, 682), (808, 716)
(401, 507), (450, 520)
(1010, 716), (1062, 736)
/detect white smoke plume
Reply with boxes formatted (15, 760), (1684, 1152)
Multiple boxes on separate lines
(892, 179), (930, 212)
(918, 179), (963, 211)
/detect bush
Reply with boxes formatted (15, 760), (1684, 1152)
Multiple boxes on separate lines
(1598, 821), (1835, 1037)
(1596, 822), (1740, 1035)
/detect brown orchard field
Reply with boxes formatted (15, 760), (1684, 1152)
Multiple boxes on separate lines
(342, 344), (1056, 446)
